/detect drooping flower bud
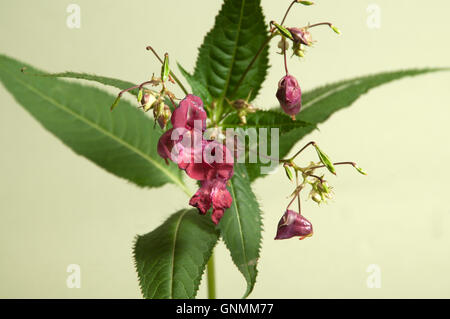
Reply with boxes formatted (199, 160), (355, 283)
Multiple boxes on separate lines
(287, 27), (313, 46)
(230, 98), (256, 125)
(275, 210), (313, 240)
(153, 103), (171, 129)
(277, 38), (290, 54)
(171, 94), (207, 131)
(292, 42), (305, 58)
(297, 1), (314, 5)
(276, 75), (302, 118)
(140, 91), (157, 112)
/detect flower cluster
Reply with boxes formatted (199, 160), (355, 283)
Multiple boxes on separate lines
(275, 142), (366, 240)
(157, 95), (235, 224)
(109, 3), (361, 241)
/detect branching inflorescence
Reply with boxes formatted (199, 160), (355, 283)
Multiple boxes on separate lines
(110, 0), (365, 240)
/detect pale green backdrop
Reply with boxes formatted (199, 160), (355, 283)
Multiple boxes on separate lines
(1, 0), (449, 298)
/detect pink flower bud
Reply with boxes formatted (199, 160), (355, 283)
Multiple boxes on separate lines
(275, 210), (313, 240)
(189, 178), (233, 224)
(287, 27), (313, 46)
(276, 75), (302, 117)
(156, 104), (172, 129)
(171, 94), (207, 131)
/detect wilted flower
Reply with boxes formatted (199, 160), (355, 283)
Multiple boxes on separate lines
(228, 97), (256, 125)
(309, 179), (333, 205)
(189, 178), (233, 224)
(275, 210), (313, 240)
(276, 75), (302, 118)
(287, 27), (313, 46)
(140, 91), (157, 112)
(155, 104), (172, 129)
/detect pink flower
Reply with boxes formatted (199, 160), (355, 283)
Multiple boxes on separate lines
(275, 210), (313, 240)
(171, 94), (207, 131)
(157, 127), (189, 161)
(157, 128), (176, 160)
(176, 138), (234, 181)
(157, 129), (234, 181)
(157, 94), (235, 224)
(276, 75), (302, 117)
(189, 178), (233, 224)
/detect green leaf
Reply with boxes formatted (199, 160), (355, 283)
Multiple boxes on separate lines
(0, 54), (189, 194)
(222, 110), (314, 180)
(134, 209), (220, 299)
(219, 164), (262, 298)
(194, 0), (269, 102)
(222, 109), (313, 130)
(271, 68), (449, 175)
(20, 68), (139, 96)
(178, 63), (213, 106)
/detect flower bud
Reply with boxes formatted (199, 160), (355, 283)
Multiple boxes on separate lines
(161, 53), (170, 83)
(277, 38), (289, 54)
(275, 210), (313, 240)
(330, 25), (341, 35)
(297, 1), (314, 5)
(276, 75), (302, 117)
(232, 99), (255, 112)
(141, 91), (157, 112)
(229, 98), (256, 125)
(354, 165), (367, 175)
(287, 27), (313, 46)
(310, 191), (322, 204)
(284, 165), (294, 181)
(157, 104), (172, 129)
(293, 45), (305, 58)
(110, 96), (121, 111)
(313, 144), (336, 175)
(271, 22), (294, 41)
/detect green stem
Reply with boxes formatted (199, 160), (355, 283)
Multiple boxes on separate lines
(207, 251), (216, 299)
(146, 46), (189, 95)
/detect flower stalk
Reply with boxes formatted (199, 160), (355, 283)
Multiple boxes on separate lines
(207, 253), (216, 299)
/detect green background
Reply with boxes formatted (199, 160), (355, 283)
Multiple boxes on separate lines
(1, 0), (450, 298)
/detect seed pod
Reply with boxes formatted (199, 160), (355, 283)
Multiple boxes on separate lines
(313, 144), (336, 175)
